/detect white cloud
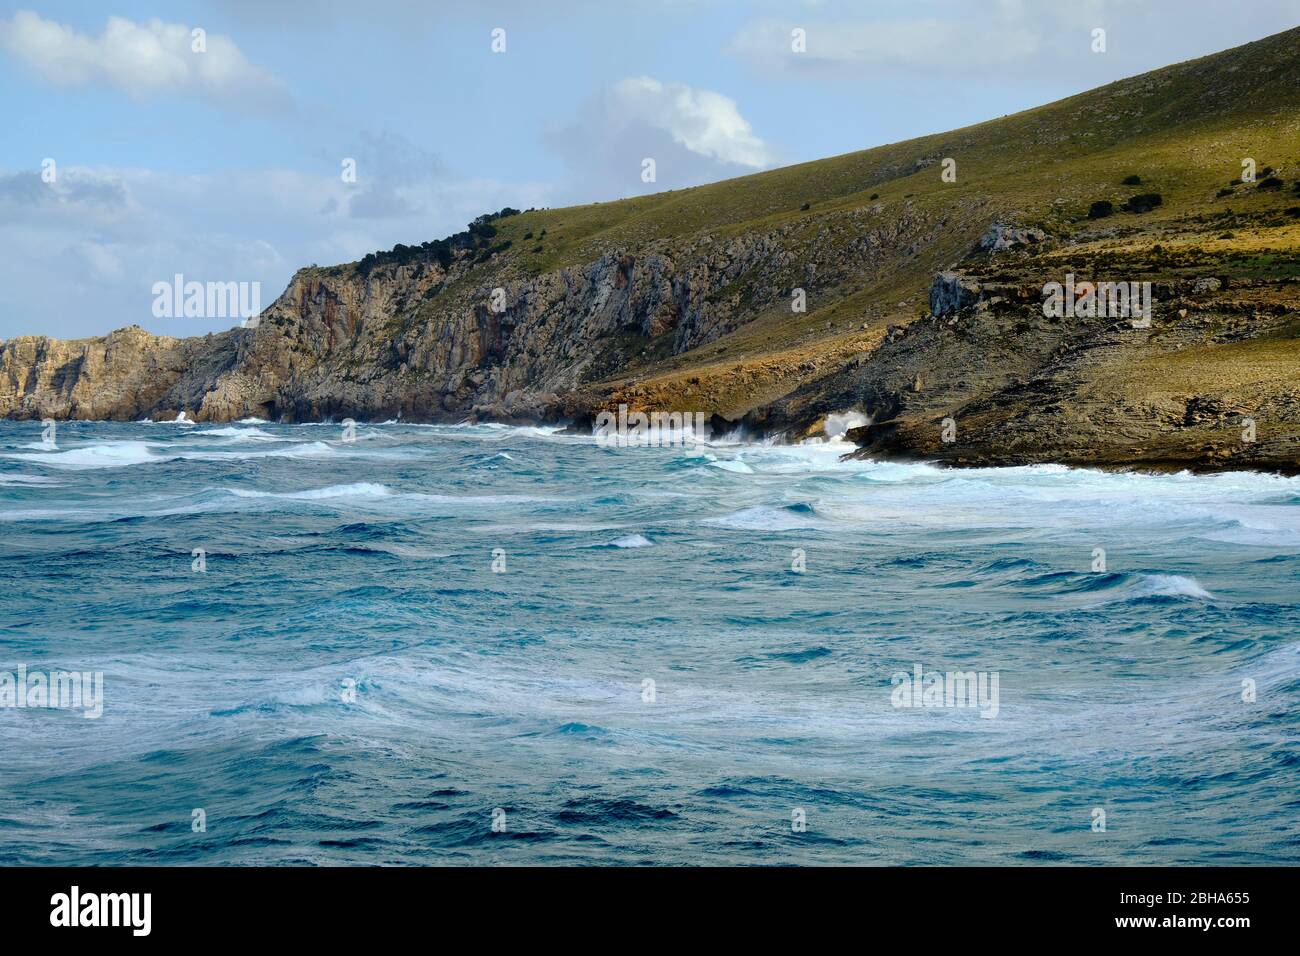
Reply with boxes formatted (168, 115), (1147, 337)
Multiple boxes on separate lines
(0, 11), (290, 109)
(607, 76), (772, 169)
(544, 76), (772, 200)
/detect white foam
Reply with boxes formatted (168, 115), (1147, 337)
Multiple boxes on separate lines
(187, 441), (336, 462)
(824, 410), (870, 440)
(226, 482), (393, 500)
(192, 426), (276, 439)
(709, 459), (754, 474)
(703, 505), (821, 531)
(610, 533), (654, 548)
(5, 441), (162, 470)
(1126, 574), (1215, 601)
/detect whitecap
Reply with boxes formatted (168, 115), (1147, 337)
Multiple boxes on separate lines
(225, 482), (393, 501)
(702, 505), (821, 531)
(185, 441), (335, 462)
(5, 441), (162, 470)
(1125, 574), (1215, 601)
(709, 458), (755, 474)
(192, 426), (276, 439)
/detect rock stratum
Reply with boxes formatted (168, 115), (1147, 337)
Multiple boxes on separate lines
(4, 27), (1300, 472)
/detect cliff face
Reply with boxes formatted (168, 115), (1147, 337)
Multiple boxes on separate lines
(0, 326), (226, 422)
(4, 26), (1300, 472)
(0, 198), (954, 425)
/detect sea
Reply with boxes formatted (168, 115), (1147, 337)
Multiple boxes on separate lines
(0, 419), (1296, 864)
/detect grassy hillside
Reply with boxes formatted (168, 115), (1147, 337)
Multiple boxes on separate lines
(482, 23), (1300, 266)
(370, 25), (1298, 424)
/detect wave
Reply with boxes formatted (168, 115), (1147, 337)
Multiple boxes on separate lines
(606, 533), (654, 548)
(191, 426), (277, 440)
(226, 482), (394, 501)
(5, 439), (341, 470)
(708, 458), (755, 474)
(1123, 574), (1215, 601)
(192, 441), (336, 462)
(702, 503), (821, 531)
(5, 441), (162, 470)
(0, 473), (63, 486)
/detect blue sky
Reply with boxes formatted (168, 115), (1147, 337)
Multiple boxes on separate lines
(2, 0), (1297, 339)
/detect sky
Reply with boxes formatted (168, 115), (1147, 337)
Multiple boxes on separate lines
(2, 0), (1297, 340)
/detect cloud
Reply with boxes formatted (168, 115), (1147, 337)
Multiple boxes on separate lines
(0, 11), (291, 109)
(727, 0), (1300, 80)
(544, 76), (771, 200)
(609, 77), (771, 168)
(728, 17), (1041, 74)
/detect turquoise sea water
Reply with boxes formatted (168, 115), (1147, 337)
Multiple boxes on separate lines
(0, 419), (1296, 864)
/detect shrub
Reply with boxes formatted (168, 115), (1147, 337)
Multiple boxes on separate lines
(800, 202), (811, 211)
(869, 193), (879, 200)
(1122, 175), (1142, 185)
(1216, 188), (1234, 198)
(1087, 200), (1115, 219)
(354, 206), (522, 276)
(1121, 193), (1163, 213)
(1257, 176), (1284, 190)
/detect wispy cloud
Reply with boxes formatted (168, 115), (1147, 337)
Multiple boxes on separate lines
(728, 16), (1040, 75)
(0, 11), (291, 110)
